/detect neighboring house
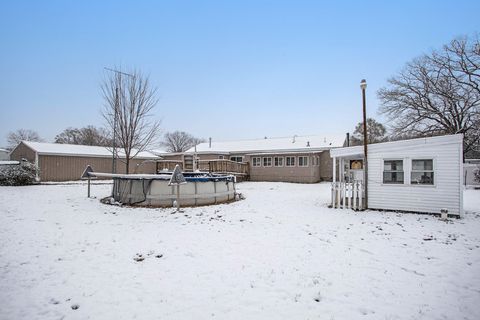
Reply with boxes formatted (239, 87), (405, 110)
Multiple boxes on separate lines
(0, 148), (9, 160)
(464, 158), (480, 186)
(10, 141), (158, 181)
(330, 134), (463, 216)
(155, 135), (345, 183)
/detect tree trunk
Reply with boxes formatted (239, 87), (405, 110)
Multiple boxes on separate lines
(125, 157), (130, 174)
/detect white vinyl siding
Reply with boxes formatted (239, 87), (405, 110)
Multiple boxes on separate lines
(366, 136), (462, 215)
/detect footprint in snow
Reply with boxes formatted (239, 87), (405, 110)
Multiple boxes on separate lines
(133, 254), (145, 262)
(358, 307), (375, 315)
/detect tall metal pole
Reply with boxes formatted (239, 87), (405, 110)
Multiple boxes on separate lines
(360, 79), (368, 209)
(104, 67), (134, 174)
(112, 86), (118, 174)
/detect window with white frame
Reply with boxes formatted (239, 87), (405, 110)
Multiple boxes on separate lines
(286, 156), (295, 167)
(383, 160), (404, 184)
(230, 156), (243, 163)
(298, 156), (308, 167)
(311, 156), (320, 166)
(263, 157), (272, 167)
(274, 156), (284, 167)
(411, 159), (434, 185)
(252, 157), (261, 167)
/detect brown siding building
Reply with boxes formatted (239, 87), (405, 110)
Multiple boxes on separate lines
(156, 135), (344, 183)
(10, 141), (158, 181)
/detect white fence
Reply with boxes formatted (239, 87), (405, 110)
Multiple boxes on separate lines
(464, 164), (480, 186)
(331, 181), (365, 210)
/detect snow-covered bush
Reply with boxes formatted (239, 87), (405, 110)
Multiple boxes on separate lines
(0, 162), (39, 186)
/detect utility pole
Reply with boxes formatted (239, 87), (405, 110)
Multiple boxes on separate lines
(360, 79), (368, 209)
(104, 67), (135, 173)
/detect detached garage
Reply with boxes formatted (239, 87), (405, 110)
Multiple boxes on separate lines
(10, 141), (158, 181)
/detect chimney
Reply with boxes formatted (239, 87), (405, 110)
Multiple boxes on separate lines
(306, 141), (310, 147)
(346, 132), (350, 147)
(292, 135), (297, 143)
(209, 137), (212, 148)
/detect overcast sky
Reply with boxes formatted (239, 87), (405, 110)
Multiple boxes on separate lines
(0, 0), (479, 147)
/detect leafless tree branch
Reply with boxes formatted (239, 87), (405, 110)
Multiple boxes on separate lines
(378, 35), (480, 157)
(101, 68), (161, 173)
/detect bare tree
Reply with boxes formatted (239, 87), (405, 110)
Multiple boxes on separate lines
(55, 126), (111, 146)
(54, 127), (81, 144)
(378, 36), (480, 155)
(350, 118), (387, 146)
(7, 129), (43, 149)
(431, 35), (480, 96)
(161, 131), (205, 152)
(102, 68), (161, 173)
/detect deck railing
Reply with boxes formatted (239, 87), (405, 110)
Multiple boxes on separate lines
(156, 160), (183, 172)
(331, 181), (365, 210)
(156, 159), (249, 177)
(198, 159), (249, 176)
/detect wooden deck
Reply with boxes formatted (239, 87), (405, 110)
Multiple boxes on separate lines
(156, 159), (249, 180)
(198, 160), (249, 180)
(156, 160), (183, 172)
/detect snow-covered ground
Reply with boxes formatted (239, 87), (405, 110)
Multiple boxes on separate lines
(1, 182), (479, 319)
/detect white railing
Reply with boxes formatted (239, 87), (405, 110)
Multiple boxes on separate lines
(331, 181), (365, 210)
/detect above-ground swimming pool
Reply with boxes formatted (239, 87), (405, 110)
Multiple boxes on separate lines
(112, 172), (236, 207)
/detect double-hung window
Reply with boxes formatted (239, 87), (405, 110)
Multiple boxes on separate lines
(286, 156), (295, 167)
(263, 157), (272, 167)
(274, 157), (284, 167)
(252, 157), (261, 167)
(383, 160), (404, 184)
(230, 156), (243, 163)
(298, 156), (308, 167)
(411, 159), (434, 185)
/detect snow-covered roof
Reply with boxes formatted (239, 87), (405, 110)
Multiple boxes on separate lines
(0, 160), (19, 165)
(21, 141), (158, 159)
(0, 148), (9, 153)
(186, 134), (346, 154)
(150, 148), (174, 156)
(330, 134), (463, 158)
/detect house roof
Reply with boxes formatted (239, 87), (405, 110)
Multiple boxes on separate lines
(0, 160), (19, 165)
(150, 148), (175, 156)
(20, 141), (158, 159)
(330, 134), (463, 158)
(186, 134), (346, 154)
